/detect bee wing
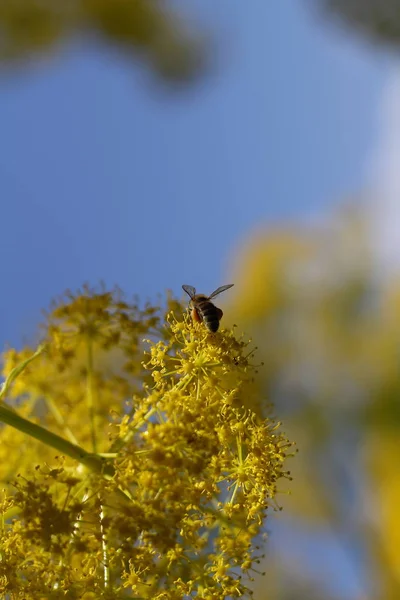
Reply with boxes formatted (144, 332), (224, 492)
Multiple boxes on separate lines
(182, 284), (196, 299)
(208, 284), (234, 300)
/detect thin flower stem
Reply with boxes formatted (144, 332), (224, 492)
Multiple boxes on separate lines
(56, 490), (90, 590)
(98, 452), (118, 458)
(230, 480), (240, 504)
(44, 395), (80, 445)
(86, 336), (97, 453)
(99, 497), (110, 589)
(0, 344), (46, 401)
(108, 406), (158, 453)
(237, 436), (243, 462)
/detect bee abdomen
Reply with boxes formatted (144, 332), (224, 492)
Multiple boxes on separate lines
(198, 302), (220, 332)
(205, 318), (220, 332)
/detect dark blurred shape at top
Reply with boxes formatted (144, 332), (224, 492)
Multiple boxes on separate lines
(0, 0), (207, 84)
(314, 0), (400, 48)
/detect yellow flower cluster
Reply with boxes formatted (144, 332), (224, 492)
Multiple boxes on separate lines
(1, 286), (159, 457)
(0, 288), (292, 599)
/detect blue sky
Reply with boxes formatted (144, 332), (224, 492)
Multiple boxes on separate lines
(0, 0), (390, 348)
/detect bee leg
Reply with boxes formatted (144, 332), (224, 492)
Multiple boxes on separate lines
(191, 307), (202, 323)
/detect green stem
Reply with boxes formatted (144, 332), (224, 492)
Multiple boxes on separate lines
(44, 395), (79, 445)
(99, 498), (110, 589)
(0, 403), (113, 478)
(0, 345), (46, 401)
(86, 337), (97, 453)
(0, 403), (133, 506)
(0, 347), (133, 512)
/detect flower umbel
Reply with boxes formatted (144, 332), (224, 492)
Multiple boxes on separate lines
(0, 288), (292, 598)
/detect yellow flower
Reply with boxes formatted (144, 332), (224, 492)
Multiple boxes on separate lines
(1, 285), (160, 452)
(0, 288), (292, 598)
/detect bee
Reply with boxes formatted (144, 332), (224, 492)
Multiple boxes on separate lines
(182, 284), (234, 333)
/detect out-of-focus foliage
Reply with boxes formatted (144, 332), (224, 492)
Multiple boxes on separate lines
(226, 204), (400, 599)
(0, 0), (206, 82)
(0, 285), (291, 598)
(315, 0), (400, 49)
